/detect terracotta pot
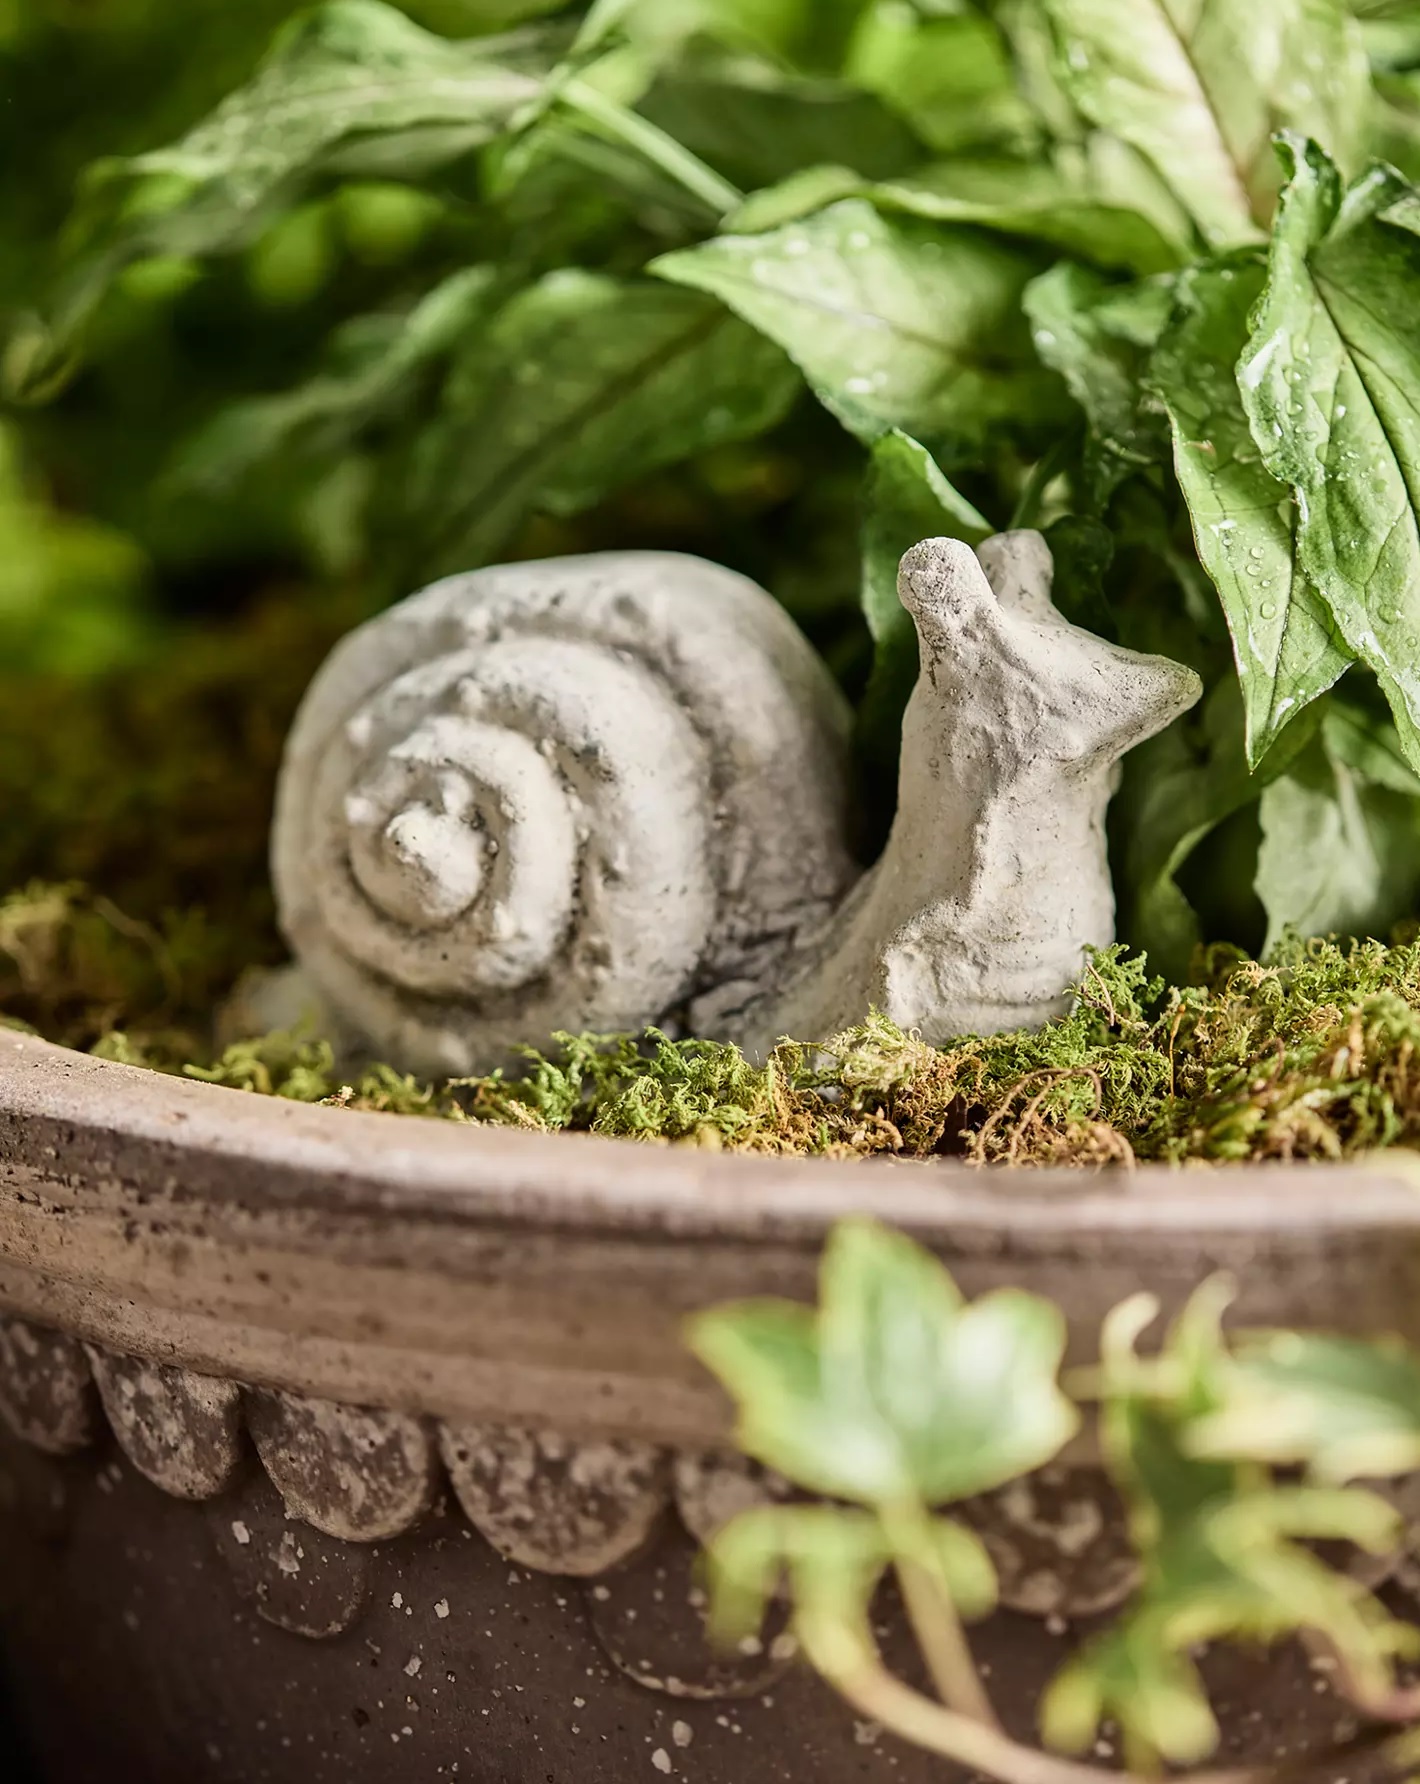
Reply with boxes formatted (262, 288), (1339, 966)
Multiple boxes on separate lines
(2, 1029), (1419, 1783)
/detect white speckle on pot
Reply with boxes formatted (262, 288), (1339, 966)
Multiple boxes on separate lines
(652, 1750), (672, 1774)
(434, 1599), (450, 1619)
(392, 1592), (403, 1608)
(672, 1721), (692, 1749)
(405, 1656), (422, 1677)
(231, 1521), (251, 1546)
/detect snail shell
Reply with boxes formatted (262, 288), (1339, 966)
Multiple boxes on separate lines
(272, 552), (856, 1077)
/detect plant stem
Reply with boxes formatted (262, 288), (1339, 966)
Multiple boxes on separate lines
(559, 77), (743, 217)
(797, 1612), (1413, 1784)
(883, 1502), (1000, 1726)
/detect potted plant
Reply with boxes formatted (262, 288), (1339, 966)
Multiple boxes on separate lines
(8, 2), (1420, 1780)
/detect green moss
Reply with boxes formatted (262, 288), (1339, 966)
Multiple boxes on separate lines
(0, 587), (364, 1031)
(15, 869), (1420, 1164)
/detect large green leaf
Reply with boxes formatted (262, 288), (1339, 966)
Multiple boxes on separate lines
(652, 197), (1061, 455)
(16, 0), (555, 393)
(1255, 696), (1420, 947)
(1238, 136), (1420, 772)
(1025, 261), (1174, 503)
(1149, 255), (1351, 763)
(688, 1218), (1078, 1506)
(875, 159), (1186, 275)
(1040, 0), (1371, 246)
(402, 271), (802, 575)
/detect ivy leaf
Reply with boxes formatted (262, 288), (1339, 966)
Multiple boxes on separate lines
(1149, 255), (1351, 764)
(652, 197), (1062, 456)
(1238, 136), (1420, 773)
(856, 429), (991, 789)
(1044, 1289), (1411, 1768)
(1190, 1331), (1420, 1482)
(1025, 261), (1174, 504)
(17, 0), (554, 393)
(1040, 0), (1370, 247)
(873, 160), (1186, 275)
(704, 1502), (996, 1649)
(402, 272), (801, 576)
(688, 1218), (1078, 1507)
(1255, 696), (1420, 947)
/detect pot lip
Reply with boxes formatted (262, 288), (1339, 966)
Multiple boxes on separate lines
(5, 1027), (1420, 1242)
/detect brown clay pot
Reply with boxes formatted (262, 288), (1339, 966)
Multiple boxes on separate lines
(2, 1029), (1420, 1783)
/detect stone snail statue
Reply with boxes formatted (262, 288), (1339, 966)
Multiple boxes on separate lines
(268, 533), (1202, 1078)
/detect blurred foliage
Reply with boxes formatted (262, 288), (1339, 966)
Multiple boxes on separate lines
(10, 0), (1420, 999)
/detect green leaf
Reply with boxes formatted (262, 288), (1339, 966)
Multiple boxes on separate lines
(1255, 696), (1420, 947)
(688, 1218), (1078, 1506)
(1114, 677), (1305, 983)
(688, 1299), (905, 1503)
(403, 272), (801, 575)
(1047, 1285), (1411, 1767)
(844, 5), (1039, 155)
(860, 431), (991, 646)
(1238, 136), (1420, 772)
(18, 0), (555, 392)
(856, 430), (990, 783)
(1191, 1331), (1420, 1481)
(166, 266), (498, 502)
(874, 159), (1186, 275)
(1149, 255), (1351, 763)
(652, 197), (1061, 455)
(1025, 261), (1174, 503)
(640, 72), (921, 194)
(1040, 0), (1370, 246)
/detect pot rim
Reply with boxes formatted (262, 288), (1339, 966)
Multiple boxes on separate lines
(4, 1030), (1420, 1447)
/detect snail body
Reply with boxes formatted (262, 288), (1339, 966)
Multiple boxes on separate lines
(271, 536), (1201, 1075)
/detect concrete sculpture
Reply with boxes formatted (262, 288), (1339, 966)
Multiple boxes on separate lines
(268, 533), (1201, 1075)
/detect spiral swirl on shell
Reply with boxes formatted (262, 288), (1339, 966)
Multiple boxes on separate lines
(272, 552), (857, 1077)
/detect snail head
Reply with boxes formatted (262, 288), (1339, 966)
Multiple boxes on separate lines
(896, 532), (1201, 770)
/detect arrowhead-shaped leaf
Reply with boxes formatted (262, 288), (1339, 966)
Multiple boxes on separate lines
(1238, 136), (1420, 772)
(1149, 254), (1350, 764)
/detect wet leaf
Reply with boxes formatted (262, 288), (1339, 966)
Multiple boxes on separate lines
(652, 197), (1061, 454)
(875, 159), (1186, 274)
(403, 272), (801, 575)
(1238, 136), (1420, 773)
(1149, 255), (1351, 762)
(1026, 261), (1174, 503)
(1040, 0), (1370, 245)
